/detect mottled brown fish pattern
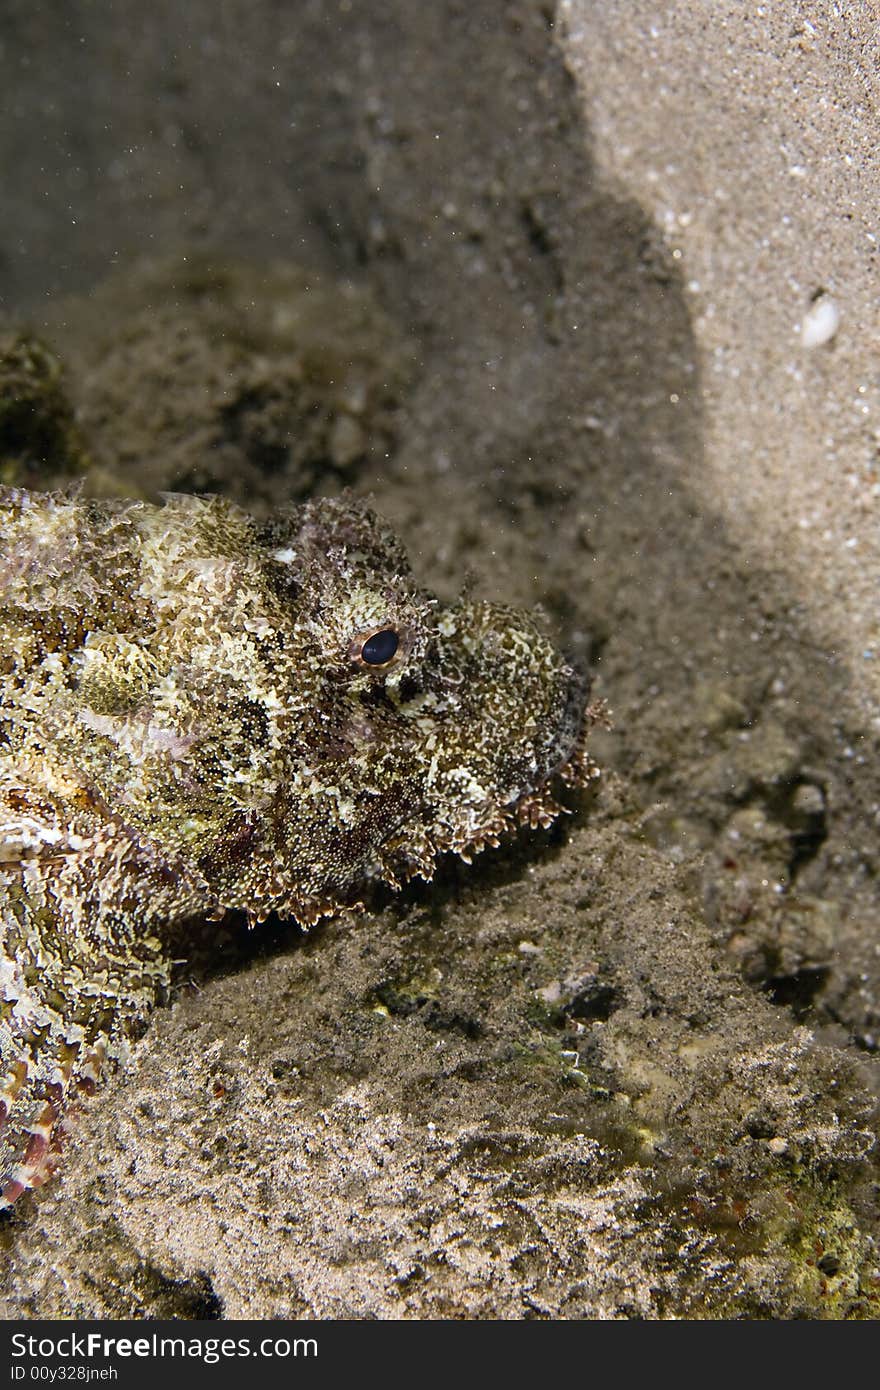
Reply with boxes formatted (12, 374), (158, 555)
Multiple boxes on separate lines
(0, 487), (598, 1207)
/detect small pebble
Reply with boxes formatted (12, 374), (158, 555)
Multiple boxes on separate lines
(800, 294), (840, 348)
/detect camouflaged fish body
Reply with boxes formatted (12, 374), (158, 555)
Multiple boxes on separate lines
(0, 486), (596, 1206)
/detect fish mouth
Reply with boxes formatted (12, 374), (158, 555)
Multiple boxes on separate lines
(551, 660), (594, 778)
(506, 660), (603, 836)
(449, 662), (599, 859)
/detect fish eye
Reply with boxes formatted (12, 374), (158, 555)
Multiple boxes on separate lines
(348, 625), (402, 670)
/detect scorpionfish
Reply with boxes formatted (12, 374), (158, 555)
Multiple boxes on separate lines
(0, 486), (596, 1207)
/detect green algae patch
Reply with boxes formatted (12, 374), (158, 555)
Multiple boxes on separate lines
(784, 1188), (880, 1319)
(644, 1171), (880, 1320)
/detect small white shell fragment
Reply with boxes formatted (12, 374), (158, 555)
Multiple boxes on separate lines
(800, 294), (840, 348)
